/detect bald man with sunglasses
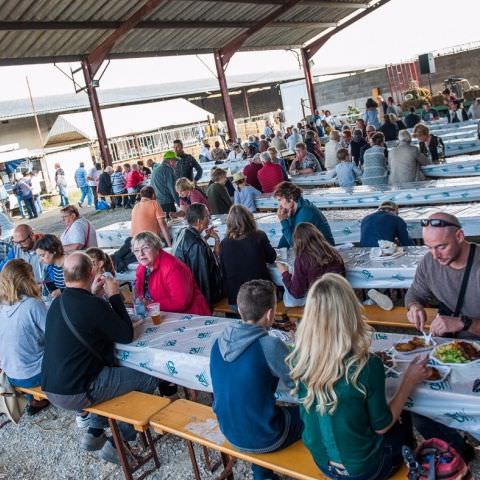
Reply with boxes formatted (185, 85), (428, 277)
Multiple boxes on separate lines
(405, 212), (480, 338)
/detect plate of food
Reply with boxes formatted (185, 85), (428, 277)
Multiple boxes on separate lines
(393, 336), (436, 356)
(430, 340), (480, 366)
(423, 365), (451, 384)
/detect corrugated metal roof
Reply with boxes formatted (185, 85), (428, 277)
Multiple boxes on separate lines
(0, 68), (310, 120)
(45, 97), (212, 146)
(0, 0), (372, 64)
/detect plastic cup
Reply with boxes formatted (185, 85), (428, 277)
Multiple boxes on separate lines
(147, 302), (162, 325)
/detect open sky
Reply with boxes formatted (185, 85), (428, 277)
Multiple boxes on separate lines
(0, 0), (478, 102)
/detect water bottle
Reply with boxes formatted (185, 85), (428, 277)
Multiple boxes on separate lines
(132, 282), (146, 318)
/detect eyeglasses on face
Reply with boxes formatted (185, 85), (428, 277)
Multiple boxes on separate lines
(13, 234), (32, 244)
(133, 245), (153, 256)
(420, 219), (461, 229)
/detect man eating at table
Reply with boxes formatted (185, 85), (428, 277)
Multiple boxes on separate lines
(41, 252), (159, 464)
(405, 211), (478, 462)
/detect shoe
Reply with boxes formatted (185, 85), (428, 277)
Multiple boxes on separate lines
(367, 289), (393, 311)
(99, 438), (130, 465)
(80, 431), (107, 452)
(26, 399), (50, 416)
(76, 412), (90, 429)
(78, 202), (83, 207)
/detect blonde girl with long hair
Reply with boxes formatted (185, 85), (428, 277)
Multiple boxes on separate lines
(0, 259), (49, 414)
(288, 273), (428, 480)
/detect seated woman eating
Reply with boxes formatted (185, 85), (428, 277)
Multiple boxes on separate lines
(277, 222), (345, 307)
(288, 273), (429, 480)
(35, 234), (66, 298)
(132, 231), (211, 315)
(0, 259), (49, 415)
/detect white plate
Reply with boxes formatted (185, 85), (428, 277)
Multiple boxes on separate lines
(429, 341), (480, 366)
(423, 365), (451, 384)
(370, 247), (404, 260)
(392, 336), (436, 358)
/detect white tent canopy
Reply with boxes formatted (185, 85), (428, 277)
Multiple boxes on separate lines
(45, 98), (212, 147)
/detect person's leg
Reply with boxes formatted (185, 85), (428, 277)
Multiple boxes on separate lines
(24, 197), (36, 218)
(8, 373), (49, 414)
(85, 186), (93, 207)
(16, 195), (26, 218)
(86, 366), (159, 441)
(34, 194), (43, 214)
(411, 413), (474, 462)
(91, 186), (98, 209)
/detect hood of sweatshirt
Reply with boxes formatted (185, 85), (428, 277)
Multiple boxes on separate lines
(217, 321), (267, 362)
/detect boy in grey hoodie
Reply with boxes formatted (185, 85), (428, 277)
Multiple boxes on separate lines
(210, 279), (303, 480)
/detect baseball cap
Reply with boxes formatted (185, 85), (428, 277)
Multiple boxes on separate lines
(163, 150), (179, 161)
(232, 172), (246, 183)
(379, 200), (398, 212)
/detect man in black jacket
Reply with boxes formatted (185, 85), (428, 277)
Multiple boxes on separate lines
(41, 252), (158, 464)
(173, 139), (203, 182)
(172, 203), (223, 306)
(97, 166), (114, 208)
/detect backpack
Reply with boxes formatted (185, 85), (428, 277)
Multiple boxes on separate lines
(402, 439), (472, 480)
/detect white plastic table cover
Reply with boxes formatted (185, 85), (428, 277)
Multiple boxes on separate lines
(96, 203), (480, 249)
(115, 316), (480, 439)
(197, 160), (248, 184)
(422, 154), (480, 178)
(268, 245), (427, 289)
(255, 177), (480, 210)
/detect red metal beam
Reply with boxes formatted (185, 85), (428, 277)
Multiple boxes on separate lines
(301, 47), (317, 114)
(81, 59), (112, 168)
(87, 0), (166, 77)
(214, 51), (237, 143)
(303, 0), (391, 60)
(219, 0), (303, 65)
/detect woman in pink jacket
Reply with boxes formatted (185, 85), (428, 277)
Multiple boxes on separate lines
(132, 231), (211, 315)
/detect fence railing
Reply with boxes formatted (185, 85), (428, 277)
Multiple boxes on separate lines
(108, 123), (210, 162)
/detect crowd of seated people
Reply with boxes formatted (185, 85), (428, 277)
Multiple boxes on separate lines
(0, 117), (478, 478)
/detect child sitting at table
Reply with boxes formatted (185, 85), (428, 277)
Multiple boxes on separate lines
(288, 273), (429, 480)
(210, 279), (303, 480)
(333, 148), (362, 188)
(232, 171), (261, 213)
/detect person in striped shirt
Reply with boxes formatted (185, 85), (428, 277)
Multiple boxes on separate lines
(34, 235), (65, 298)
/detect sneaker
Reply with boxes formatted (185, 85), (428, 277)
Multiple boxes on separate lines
(80, 431), (107, 452)
(367, 289), (393, 311)
(98, 439), (121, 465)
(26, 399), (50, 416)
(76, 412), (90, 429)
(78, 202), (83, 208)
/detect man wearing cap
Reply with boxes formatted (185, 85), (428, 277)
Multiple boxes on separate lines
(151, 151), (179, 215)
(406, 212), (480, 339)
(232, 172), (261, 213)
(359, 201), (413, 248)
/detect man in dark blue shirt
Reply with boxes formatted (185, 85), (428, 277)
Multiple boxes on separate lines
(360, 201), (414, 247)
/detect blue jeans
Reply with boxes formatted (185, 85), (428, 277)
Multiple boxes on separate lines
(16, 194), (26, 217)
(8, 372), (42, 401)
(33, 194), (43, 214)
(86, 366), (159, 440)
(58, 185), (69, 206)
(317, 413), (413, 480)
(250, 407), (304, 480)
(79, 185), (93, 206)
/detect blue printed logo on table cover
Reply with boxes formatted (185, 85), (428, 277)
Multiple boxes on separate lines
(195, 371), (209, 387)
(166, 360), (178, 376)
(444, 409), (474, 423)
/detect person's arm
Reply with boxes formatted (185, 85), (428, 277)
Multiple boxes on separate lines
(168, 169), (180, 204)
(416, 149), (430, 166)
(260, 230), (277, 264)
(192, 157), (203, 183)
(155, 204), (172, 246)
(96, 278), (133, 343)
(289, 158), (299, 173)
(282, 256), (308, 298)
(395, 217), (414, 246)
(259, 335), (294, 392)
(279, 218), (293, 247)
(220, 185), (233, 210)
(234, 190), (240, 205)
(404, 257), (433, 330)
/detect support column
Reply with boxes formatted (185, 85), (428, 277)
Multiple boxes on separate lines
(301, 47), (317, 115)
(214, 51), (237, 143)
(81, 59), (112, 167)
(242, 88), (251, 119)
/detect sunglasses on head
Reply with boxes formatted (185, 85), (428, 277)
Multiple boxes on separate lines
(420, 219), (461, 229)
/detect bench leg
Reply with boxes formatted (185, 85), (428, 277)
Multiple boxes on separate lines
(109, 418), (133, 480)
(145, 429), (161, 469)
(186, 440), (202, 480)
(216, 453), (234, 480)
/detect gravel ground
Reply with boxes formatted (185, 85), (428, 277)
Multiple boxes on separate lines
(5, 202), (480, 479)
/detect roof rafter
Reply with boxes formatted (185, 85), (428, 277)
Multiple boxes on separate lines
(191, 0), (367, 7)
(0, 20), (337, 31)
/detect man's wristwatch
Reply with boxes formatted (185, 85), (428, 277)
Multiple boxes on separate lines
(460, 315), (473, 331)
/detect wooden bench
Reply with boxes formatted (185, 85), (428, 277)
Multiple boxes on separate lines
(85, 391), (171, 480)
(15, 385), (48, 401)
(287, 305), (437, 330)
(212, 298), (288, 318)
(150, 399), (408, 480)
